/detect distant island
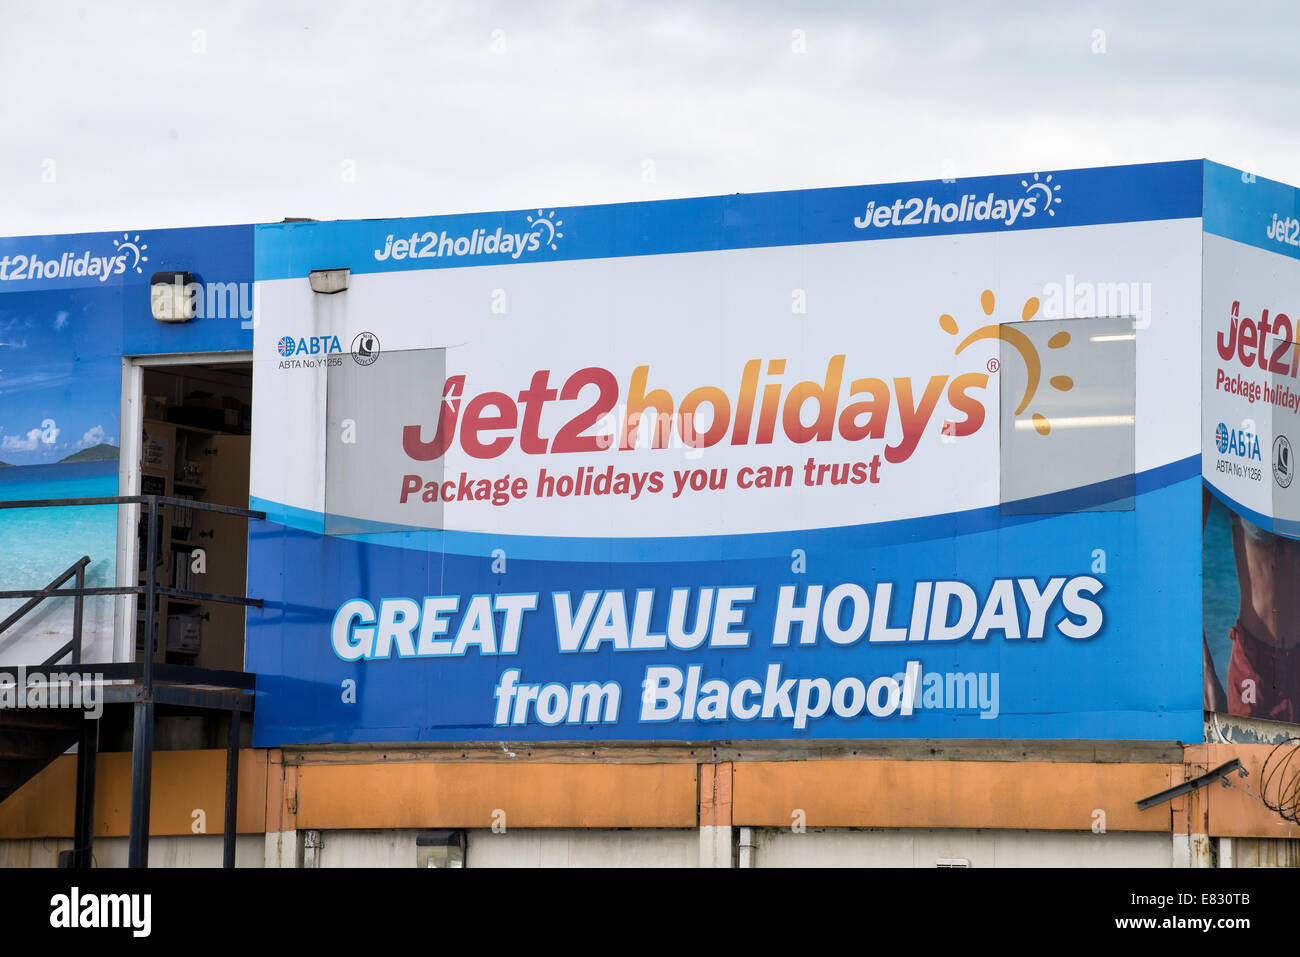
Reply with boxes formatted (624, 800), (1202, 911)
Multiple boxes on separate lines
(0, 459), (10, 467)
(59, 444), (120, 463)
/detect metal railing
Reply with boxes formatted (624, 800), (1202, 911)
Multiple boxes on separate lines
(0, 555), (89, 668)
(0, 494), (266, 868)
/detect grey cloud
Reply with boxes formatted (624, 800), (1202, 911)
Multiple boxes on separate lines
(1, 0), (1297, 235)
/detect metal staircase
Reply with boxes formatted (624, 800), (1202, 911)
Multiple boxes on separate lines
(0, 554), (94, 815)
(0, 709), (84, 804)
(0, 494), (263, 867)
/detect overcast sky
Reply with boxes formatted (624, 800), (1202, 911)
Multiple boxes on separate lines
(1, 0), (1296, 236)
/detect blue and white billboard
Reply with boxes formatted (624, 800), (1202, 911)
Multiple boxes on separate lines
(0, 225), (252, 664)
(1201, 162), (1300, 723)
(246, 162), (1205, 744)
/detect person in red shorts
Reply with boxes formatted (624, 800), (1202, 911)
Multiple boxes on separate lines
(1222, 509), (1300, 722)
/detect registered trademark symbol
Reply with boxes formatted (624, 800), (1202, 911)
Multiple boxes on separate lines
(986, 357), (1000, 373)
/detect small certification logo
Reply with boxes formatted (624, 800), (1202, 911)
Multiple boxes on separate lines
(277, 335), (296, 357)
(1274, 434), (1294, 488)
(351, 331), (381, 366)
(1216, 422), (1231, 454)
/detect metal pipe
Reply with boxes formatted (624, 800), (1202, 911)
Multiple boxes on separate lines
(0, 496), (137, 509)
(126, 700), (154, 868)
(6, 660), (259, 692)
(0, 584), (263, 606)
(128, 496), (160, 870)
(40, 639), (75, 668)
(143, 496), (157, 699)
(74, 719), (98, 868)
(156, 586), (264, 607)
(0, 494), (265, 520)
(0, 585), (139, 600)
(738, 826), (758, 868)
(1136, 758), (1244, 811)
(72, 565), (84, 667)
(223, 708), (241, 868)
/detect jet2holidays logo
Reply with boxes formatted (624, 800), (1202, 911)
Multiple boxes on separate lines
(853, 172), (1062, 230)
(374, 209), (565, 263)
(0, 232), (149, 283)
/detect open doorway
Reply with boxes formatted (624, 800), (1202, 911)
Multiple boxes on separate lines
(118, 355), (253, 672)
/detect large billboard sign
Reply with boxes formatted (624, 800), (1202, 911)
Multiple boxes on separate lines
(247, 162), (1205, 744)
(1201, 162), (1300, 723)
(0, 225), (251, 666)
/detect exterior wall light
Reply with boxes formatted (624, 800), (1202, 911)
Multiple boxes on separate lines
(149, 271), (197, 322)
(309, 268), (350, 294)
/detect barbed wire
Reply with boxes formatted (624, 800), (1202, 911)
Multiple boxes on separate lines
(1259, 736), (1300, 824)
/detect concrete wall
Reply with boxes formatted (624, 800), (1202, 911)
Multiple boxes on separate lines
(285, 826), (1172, 867)
(293, 826), (1176, 867)
(9, 827), (1300, 867)
(1223, 837), (1300, 868)
(0, 834), (264, 868)
(466, 828), (699, 868)
(752, 827), (1171, 868)
(310, 828), (700, 868)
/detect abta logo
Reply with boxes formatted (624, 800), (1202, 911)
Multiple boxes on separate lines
(1216, 421), (1261, 460)
(277, 336), (296, 357)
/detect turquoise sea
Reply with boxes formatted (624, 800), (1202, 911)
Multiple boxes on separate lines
(0, 459), (118, 661)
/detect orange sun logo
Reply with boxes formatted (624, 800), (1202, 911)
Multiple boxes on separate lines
(939, 290), (1073, 435)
